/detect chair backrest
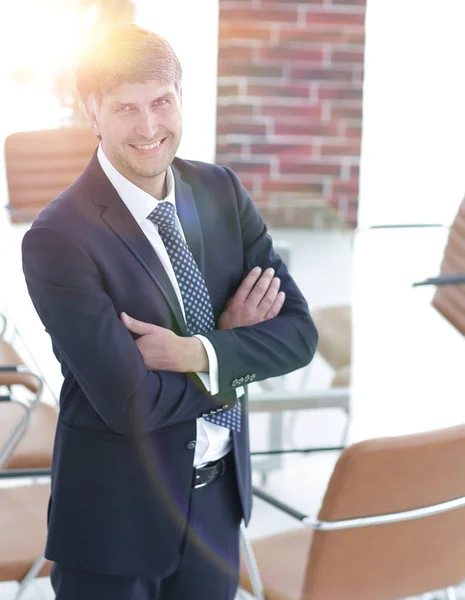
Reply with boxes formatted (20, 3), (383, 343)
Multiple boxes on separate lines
(432, 199), (465, 335)
(303, 425), (465, 600)
(4, 126), (97, 223)
(311, 305), (351, 371)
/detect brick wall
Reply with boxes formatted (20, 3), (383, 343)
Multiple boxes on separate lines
(216, 0), (366, 228)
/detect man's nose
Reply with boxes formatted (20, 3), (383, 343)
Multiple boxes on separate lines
(135, 110), (158, 140)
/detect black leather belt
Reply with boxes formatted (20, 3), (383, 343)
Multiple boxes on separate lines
(193, 453), (232, 489)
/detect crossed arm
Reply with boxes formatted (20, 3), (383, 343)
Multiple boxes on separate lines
(121, 266), (285, 373)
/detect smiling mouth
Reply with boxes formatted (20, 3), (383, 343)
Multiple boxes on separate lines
(130, 138), (165, 151)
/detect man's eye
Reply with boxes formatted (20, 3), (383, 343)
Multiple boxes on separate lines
(154, 99), (168, 107)
(117, 105), (132, 113)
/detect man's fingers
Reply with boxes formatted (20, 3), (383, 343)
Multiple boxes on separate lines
(233, 266), (263, 304)
(248, 268), (276, 307)
(264, 291), (286, 320)
(121, 312), (154, 336)
(257, 276), (280, 312)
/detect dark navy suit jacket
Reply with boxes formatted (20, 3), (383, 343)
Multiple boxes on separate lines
(22, 153), (317, 577)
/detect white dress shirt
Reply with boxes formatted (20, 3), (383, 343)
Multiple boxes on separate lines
(97, 146), (232, 465)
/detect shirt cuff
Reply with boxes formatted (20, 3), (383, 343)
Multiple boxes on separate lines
(194, 335), (220, 395)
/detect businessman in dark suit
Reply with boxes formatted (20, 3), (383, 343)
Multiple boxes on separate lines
(22, 24), (317, 600)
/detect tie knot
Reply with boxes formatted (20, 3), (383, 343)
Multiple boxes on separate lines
(148, 201), (176, 231)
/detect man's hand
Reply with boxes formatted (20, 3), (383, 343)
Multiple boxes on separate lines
(218, 266), (285, 330)
(121, 313), (208, 373)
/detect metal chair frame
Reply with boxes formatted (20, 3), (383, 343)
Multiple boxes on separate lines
(240, 485), (464, 600)
(0, 365), (44, 468)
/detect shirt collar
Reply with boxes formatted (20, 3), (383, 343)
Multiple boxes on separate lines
(97, 144), (176, 225)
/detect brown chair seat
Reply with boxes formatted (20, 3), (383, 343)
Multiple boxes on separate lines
(0, 340), (41, 393)
(0, 483), (52, 582)
(240, 529), (313, 600)
(4, 403), (57, 469)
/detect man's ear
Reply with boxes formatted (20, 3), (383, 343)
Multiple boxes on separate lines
(85, 101), (101, 138)
(176, 84), (183, 105)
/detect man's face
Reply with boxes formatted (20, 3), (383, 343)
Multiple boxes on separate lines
(89, 79), (182, 197)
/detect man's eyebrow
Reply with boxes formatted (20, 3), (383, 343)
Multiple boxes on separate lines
(110, 100), (137, 108)
(110, 93), (175, 107)
(153, 92), (176, 101)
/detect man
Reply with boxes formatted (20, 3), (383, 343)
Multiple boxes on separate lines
(22, 24), (317, 600)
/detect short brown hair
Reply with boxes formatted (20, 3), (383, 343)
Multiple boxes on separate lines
(76, 24), (182, 107)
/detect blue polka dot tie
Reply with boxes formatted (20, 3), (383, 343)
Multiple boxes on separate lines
(148, 201), (241, 432)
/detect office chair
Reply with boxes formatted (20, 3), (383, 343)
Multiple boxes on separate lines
(240, 425), (465, 600)
(0, 469), (52, 600)
(414, 197), (465, 335)
(4, 126), (97, 223)
(0, 313), (56, 470)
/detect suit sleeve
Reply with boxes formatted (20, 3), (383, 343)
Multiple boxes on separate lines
(201, 167), (319, 393)
(22, 225), (234, 435)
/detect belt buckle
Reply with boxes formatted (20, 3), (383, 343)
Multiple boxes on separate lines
(193, 459), (225, 490)
(194, 474), (209, 490)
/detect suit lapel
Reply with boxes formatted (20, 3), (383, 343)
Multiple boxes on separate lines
(172, 165), (206, 275)
(85, 154), (187, 334)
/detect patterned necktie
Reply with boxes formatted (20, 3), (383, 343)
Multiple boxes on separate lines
(148, 201), (241, 432)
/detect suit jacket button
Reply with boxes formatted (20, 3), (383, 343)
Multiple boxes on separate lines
(222, 404), (229, 409)
(232, 379), (238, 387)
(250, 374), (256, 381)
(243, 375), (250, 383)
(238, 377), (244, 385)
(186, 440), (196, 450)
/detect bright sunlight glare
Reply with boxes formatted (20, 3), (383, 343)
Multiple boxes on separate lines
(0, 0), (98, 134)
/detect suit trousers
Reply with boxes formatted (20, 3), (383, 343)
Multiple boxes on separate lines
(50, 455), (243, 600)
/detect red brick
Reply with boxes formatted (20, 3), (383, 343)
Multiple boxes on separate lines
(217, 104), (255, 118)
(218, 82), (241, 97)
(279, 162), (341, 175)
(216, 122), (269, 136)
(259, 105), (322, 120)
(217, 46), (255, 62)
(248, 82), (310, 98)
(251, 143), (314, 157)
(275, 122), (338, 136)
(279, 27), (343, 43)
(260, 46), (324, 63)
(345, 125), (362, 138)
(262, 181), (324, 194)
(216, 143), (245, 155)
(330, 104), (363, 120)
(318, 86), (363, 101)
(331, 49), (365, 63)
(306, 11), (366, 25)
(333, 180), (360, 194)
(292, 68), (353, 82)
(227, 161), (271, 175)
(220, 8), (299, 23)
(260, 0), (324, 3)
(219, 25), (273, 41)
(350, 164), (360, 177)
(218, 62), (283, 78)
(320, 142), (361, 156)
(344, 31), (365, 44)
(330, 0), (366, 5)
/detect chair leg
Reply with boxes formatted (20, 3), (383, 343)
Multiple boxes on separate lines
(341, 412), (351, 446)
(13, 553), (47, 600)
(240, 524), (265, 600)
